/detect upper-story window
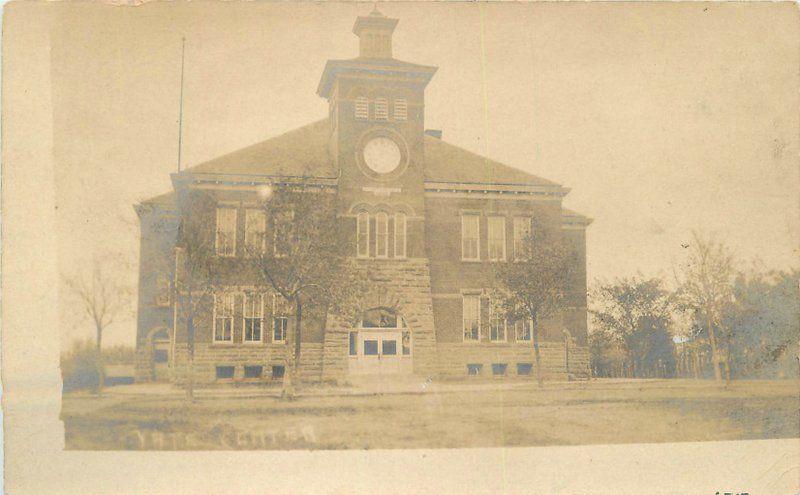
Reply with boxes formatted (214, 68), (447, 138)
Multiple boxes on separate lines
(515, 319), (532, 342)
(461, 214), (480, 261)
(393, 98), (408, 121)
(462, 294), (480, 342)
(356, 212), (370, 258)
(355, 96), (369, 120)
(513, 217), (532, 260)
(487, 216), (506, 261)
(243, 292), (263, 343)
(375, 212), (389, 258)
(244, 208), (266, 256)
(154, 273), (171, 307)
(394, 212), (406, 258)
(374, 97), (389, 120)
(213, 292), (235, 343)
(215, 207), (237, 257)
(273, 210), (293, 257)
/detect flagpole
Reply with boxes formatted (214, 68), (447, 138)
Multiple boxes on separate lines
(177, 37), (186, 173)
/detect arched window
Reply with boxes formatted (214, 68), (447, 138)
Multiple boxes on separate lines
(394, 212), (406, 258)
(354, 96), (368, 120)
(375, 212), (389, 257)
(357, 212), (370, 258)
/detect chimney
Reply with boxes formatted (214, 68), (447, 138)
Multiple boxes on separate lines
(352, 8), (398, 59)
(425, 129), (442, 139)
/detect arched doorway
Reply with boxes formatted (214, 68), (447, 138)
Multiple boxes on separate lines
(149, 328), (171, 382)
(348, 307), (412, 375)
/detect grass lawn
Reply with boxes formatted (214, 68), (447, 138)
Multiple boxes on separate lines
(61, 379), (800, 450)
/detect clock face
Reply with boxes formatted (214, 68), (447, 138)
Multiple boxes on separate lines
(362, 137), (402, 174)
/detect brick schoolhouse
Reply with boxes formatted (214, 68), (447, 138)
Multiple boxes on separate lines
(134, 11), (592, 384)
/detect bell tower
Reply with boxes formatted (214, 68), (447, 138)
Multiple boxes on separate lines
(317, 10), (437, 235)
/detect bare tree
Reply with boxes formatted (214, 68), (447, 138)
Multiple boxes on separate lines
(64, 256), (131, 395)
(246, 182), (365, 397)
(173, 189), (222, 401)
(495, 228), (575, 387)
(674, 231), (735, 381)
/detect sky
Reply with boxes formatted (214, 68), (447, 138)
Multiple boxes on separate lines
(51, 2), (799, 347)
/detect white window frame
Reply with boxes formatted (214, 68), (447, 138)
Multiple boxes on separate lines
(487, 216), (506, 261)
(374, 97), (389, 121)
(461, 214), (480, 261)
(462, 294), (481, 342)
(272, 294), (288, 344)
(513, 216), (532, 261)
(215, 207), (237, 257)
(515, 318), (533, 343)
(489, 303), (507, 343)
(393, 97), (408, 121)
(356, 212), (370, 258)
(375, 212), (389, 258)
(394, 212), (407, 259)
(243, 292), (264, 344)
(212, 292), (235, 344)
(244, 208), (267, 256)
(355, 96), (369, 120)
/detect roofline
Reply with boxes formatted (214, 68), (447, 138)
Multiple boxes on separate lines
(171, 172), (339, 190)
(425, 180), (569, 197)
(317, 59), (438, 98)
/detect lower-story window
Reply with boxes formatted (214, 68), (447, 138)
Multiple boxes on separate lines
(215, 366), (235, 380)
(515, 319), (532, 342)
(271, 365), (285, 379)
(492, 363), (508, 376)
(462, 294), (480, 342)
(273, 317), (287, 343)
(213, 293), (235, 343)
(490, 314), (506, 342)
(244, 365), (263, 379)
(467, 363), (483, 375)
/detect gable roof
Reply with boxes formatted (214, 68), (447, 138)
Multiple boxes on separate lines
(161, 118), (562, 201)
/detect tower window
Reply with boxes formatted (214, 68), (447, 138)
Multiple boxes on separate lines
(374, 97), (389, 120)
(375, 212), (389, 258)
(355, 96), (368, 120)
(357, 212), (369, 258)
(393, 98), (407, 121)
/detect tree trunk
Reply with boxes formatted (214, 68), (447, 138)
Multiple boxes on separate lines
(95, 322), (104, 396)
(294, 298), (303, 383)
(532, 313), (543, 388)
(186, 313), (195, 402)
(706, 310), (722, 381)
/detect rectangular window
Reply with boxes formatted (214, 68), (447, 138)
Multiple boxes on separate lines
(492, 363), (508, 376)
(461, 214), (480, 261)
(490, 304), (506, 342)
(467, 363), (483, 376)
(374, 97), (388, 120)
(272, 294), (289, 343)
(271, 365), (285, 379)
(364, 339), (379, 356)
(244, 209), (266, 256)
(462, 294), (480, 342)
(393, 98), (408, 121)
(213, 293), (234, 343)
(215, 207), (237, 257)
(244, 365), (263, 379)
(517, 363), (533, 376)
(382, 339), (397, 356)
(513, 217), (532, 260)
(273, 210), (293, 257)
(349, 331), (358, 356)
(243, 293), (263, 343)
(355, 96), (369, 120)
(376, 212), (388, 258)
(515, 319), (532, 342)
(215, 366), (235, 380)
(394, 212), (406, 258)
(357, 212), (369, 258)
(487, 216), (506, 261)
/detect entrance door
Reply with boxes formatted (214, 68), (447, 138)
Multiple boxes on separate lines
(357, 331), (401, 375)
